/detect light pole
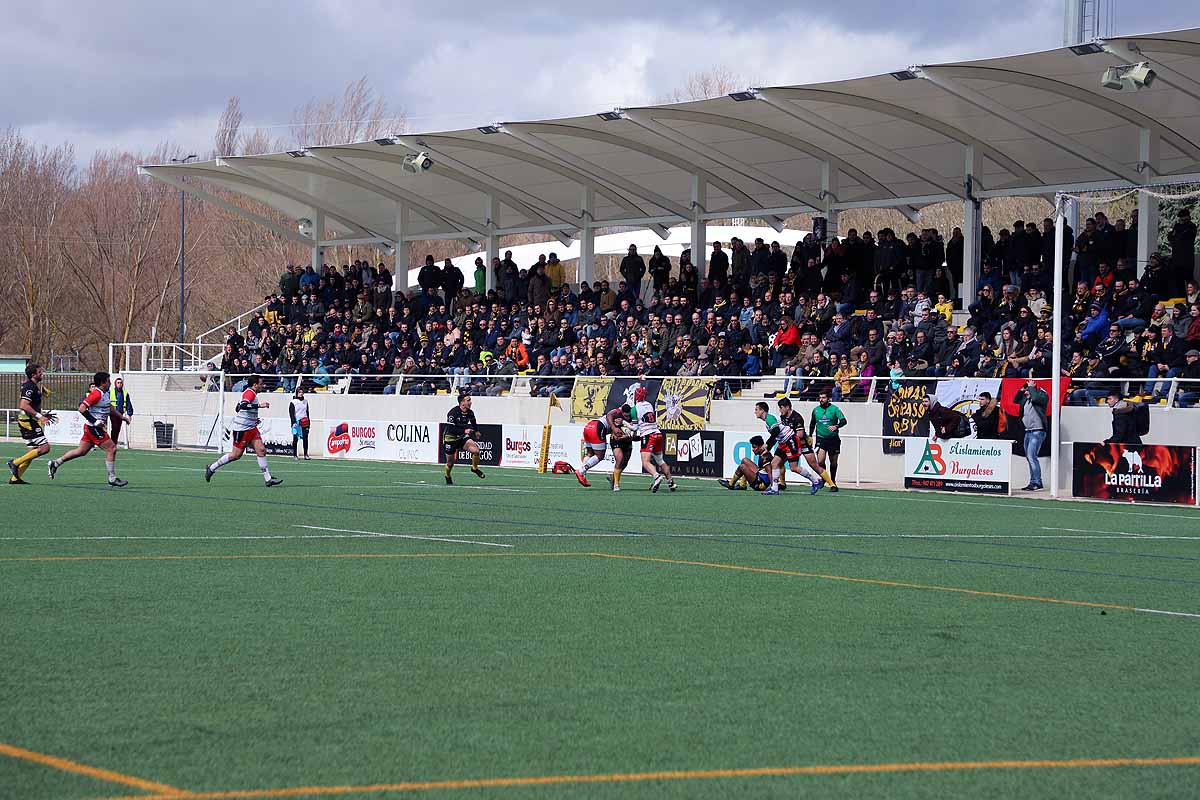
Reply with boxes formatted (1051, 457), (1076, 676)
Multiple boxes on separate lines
(169, 154), (198, 342)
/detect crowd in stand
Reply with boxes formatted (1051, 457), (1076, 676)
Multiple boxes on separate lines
(214, 206), (1200, 405)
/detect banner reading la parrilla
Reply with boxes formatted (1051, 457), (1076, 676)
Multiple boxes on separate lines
(1072, 443), (1197, 505)
(903, 437), (1012, 494)
(569, 377), (713, 431)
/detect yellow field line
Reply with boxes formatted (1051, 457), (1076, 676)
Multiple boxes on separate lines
(99, 756), (1200, 799)
(589, 552), (1137, 612)
(0, 742), (189, 796)
(0, 552), (592, 563)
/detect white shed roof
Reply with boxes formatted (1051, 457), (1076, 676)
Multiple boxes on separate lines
(141, 29), (1200, 247)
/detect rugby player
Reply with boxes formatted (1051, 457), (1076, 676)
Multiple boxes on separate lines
(443, 393), (485, 485)
(753, 401), (818, 496)
(633, 385), (676, 493)
(203, 374), (283, 487)
(718, 435), (771, 491)
(577, 403), (631, 487)
(777, 397), (837, 492)
(8, 364), (55, 485)
(46, 371), (128, 487)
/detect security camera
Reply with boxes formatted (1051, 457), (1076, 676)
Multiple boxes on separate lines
(297, 218), (313, 236)
(1100, 62), (1156, 92)
(402, 152), (433, 173)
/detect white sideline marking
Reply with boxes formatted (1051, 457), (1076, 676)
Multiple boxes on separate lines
(293, 525), (512, 548)
(1136, 608), (1200, 619)
(1040, 527), (1199, 539)
(383, 480), (533, 493)
(850, 491), (1200, 521)
(2, 533), (1192, 543)
(0, 534), (390, 541)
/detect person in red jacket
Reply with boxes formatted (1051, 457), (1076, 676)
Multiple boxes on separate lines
(770, 317), (801, 368)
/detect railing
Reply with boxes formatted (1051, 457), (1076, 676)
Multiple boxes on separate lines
(195, 302), (268, 349)
(108, 342), (225, 374)
(0, 372), (95, 407)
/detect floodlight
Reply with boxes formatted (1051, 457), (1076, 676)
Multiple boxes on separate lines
(1101, 66), (1125, 91)
(728, 91), (757, 102)
(1125, 62), (1156, 88)
(890, 70), (918, 81)
(402, 152), (433, 173)
(597, 111), (623, 121)
(297, 218), (313, 236)
(1100, 61), (1156, 92)
(477, 125), (501, 135)
(374, 137), (397, 146)
(1070, 42), (1104, 55)
(286, 150), (307, 158)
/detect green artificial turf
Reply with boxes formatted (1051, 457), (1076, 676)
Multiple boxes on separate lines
(1, 448), (1198, 799)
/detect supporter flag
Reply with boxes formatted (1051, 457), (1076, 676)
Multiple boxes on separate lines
(999, 378), (1068, 417)
(935, 378), (1001, 419)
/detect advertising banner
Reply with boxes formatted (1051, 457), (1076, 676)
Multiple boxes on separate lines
(44, 411), (85, 445)
(881, 383), (929, 453)
(500, 424), (542, 469)
(545, 425), (642, 474)
(216, 416), (295, 456)
(569, 377), (713, 431)
(903, 437), (1012, 494)
(663, 430), (724, 477)
(722, 429), (767, 477)
(377, 422), (438, 463)
(1072, 443), (1197, 505)
(324, 420), (381, 460)
(437, 422), (503, 467)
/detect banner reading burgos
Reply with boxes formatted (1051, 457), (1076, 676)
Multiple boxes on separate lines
(903, 437), (1012, 494)
(1072, 443), (1197, 505)
(437, 422), (503, 467)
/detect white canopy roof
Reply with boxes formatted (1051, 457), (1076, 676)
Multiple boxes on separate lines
(141, 29), (1200, 248)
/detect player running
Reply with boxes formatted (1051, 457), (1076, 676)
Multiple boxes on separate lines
(8, 364), (56, 485)
(632, 385), (676, 493)
(777, 397), (836, 492)
(443, 393), (485, 485)
(204, 374), (283, 487)
(718, 435), (771, 491)
(46, 371), (127, 487)
(577, 403), (632, 487)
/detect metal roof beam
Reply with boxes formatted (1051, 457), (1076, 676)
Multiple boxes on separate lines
(756, 88), (967, 199)
(620, 108), (822, 213)
(924, 64), (1200, 165)
(303, 149), (489, 238)
(501, 123), (703, 219)
(139, 167), (313, 246)
(759, 87), (1040, 186)
(416, 134), (644, 218)
(215, 158), (385, 241)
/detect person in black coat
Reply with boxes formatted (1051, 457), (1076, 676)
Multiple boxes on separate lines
(1104, 390), (1142, 444)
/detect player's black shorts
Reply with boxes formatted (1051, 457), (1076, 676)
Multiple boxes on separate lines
(815, 434), (841, 454)
(443, 436), (467, 454)
(19, 420), (46, 448)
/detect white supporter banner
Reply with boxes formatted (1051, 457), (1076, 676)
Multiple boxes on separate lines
(377, 422), (438, 463)
(903, 437), (1012, 495)
(546, 424), (643, 474)
(936, 377), (1002, 431)
(501, 424), (542, 469)
(44, 411), (85, 444)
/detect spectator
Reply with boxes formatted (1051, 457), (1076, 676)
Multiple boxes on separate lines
(971, 390), (1001, 439)
(1012, 378), (1048, 490)
(1104, 390), (1143, 445)
(649, 246), (671, 292)
(619, 245), (646, 297)
(922, 395), (970, 439)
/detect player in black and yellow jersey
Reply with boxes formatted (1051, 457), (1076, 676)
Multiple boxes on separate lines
(9, 364), (56, 485)
(718, 435), (771, 491)
(443, 393), (485, 485)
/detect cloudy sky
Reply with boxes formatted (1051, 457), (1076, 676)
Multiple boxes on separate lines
(3, 0), (1196, 160)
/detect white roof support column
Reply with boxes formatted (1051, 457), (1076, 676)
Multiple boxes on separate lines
(310, 211), (325, 274)
(1049, 195), (1067, 499)
(962, 145), (982, 300)
(690, 176), (707, 289)
(578, 188), (596, 288)
(1137, 129), (1160, 278)
(821, 163), (840, 238)
(485, 195), (500, 295)
(395, 202), (410, 293)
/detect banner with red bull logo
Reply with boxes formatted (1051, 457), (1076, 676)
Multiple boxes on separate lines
(903, 437), (1011, 494)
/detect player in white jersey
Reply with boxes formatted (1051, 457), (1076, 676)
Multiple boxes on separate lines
(204, 375), (283, 486)
(46, 371), (127, 487)
(632, 385), (676, 493)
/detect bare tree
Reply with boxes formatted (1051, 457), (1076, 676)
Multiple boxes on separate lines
(214, 96), (243, 157)
(291, 76), (407, 148)
(658, 66), (748, 103)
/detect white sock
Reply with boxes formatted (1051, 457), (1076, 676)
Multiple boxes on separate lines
(771, 468), (781, 490)
(210, 454), (231, 472)
(796, 460), (820, 484)
(106, 461), (116, 480)
(257, 456), (273, 482)
(581, 455), (601, 473)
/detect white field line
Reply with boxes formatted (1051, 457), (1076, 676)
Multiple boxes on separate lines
(0, 534), (391, 541)
(293, 524), (512, 548)
(1041, 527), (1199, 539)
(1136, 608), (1200, 619)
(2, 532), (1194, 542)
(849, 491), (1200, 521)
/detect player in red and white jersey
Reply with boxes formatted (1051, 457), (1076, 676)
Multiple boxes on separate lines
(632, 384), (676, 493)
(577, 403), (631, 488)
(204, 375), (282, 487)
(46, 371), (127, 487)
